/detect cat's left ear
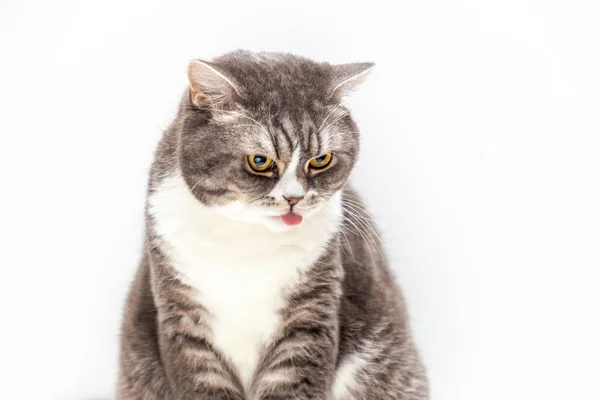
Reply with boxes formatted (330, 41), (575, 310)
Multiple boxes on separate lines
(330, 62), (375, 102)
(187, 60), (240, 108)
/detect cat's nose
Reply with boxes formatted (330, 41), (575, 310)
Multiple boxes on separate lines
(283, 195), (304, 206)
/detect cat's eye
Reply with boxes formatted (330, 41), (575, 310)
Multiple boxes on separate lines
(248, 155), (274, 172)
(309, 152), (333, 169)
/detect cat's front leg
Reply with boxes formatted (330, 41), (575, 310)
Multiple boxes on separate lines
(250, 268), (341, 400)
(251, 322), (338, 400)
(158, 324), (246, 400)
(151, 253), (246, 400)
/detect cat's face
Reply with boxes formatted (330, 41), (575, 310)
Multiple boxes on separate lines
(177, 51), (372, 231)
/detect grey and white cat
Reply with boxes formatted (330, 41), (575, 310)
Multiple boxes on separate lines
(118, 50), (428, 400)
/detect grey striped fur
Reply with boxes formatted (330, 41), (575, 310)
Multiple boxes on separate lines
(118, 51), (428, 399)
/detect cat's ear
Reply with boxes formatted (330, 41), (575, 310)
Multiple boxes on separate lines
(187, 60), (240, 108)
(330, 62), (375, 102)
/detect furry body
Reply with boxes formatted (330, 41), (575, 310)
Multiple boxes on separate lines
(118, 51), (428, 399)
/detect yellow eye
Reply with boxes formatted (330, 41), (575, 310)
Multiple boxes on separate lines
(309, 152), (333, 169)
(248, 155), (274, 172)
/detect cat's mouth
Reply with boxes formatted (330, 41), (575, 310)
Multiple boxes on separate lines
(268, 211), (303, 227)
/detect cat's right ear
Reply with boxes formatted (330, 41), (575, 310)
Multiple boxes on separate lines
(187, 60), (240, 109)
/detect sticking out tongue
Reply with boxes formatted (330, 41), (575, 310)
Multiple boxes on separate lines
(280, 212), (303, 226)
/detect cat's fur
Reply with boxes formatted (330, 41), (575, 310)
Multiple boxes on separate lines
(118, 50), (428, 400)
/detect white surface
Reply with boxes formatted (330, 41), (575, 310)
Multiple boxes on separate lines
(0, 1), (598, 399)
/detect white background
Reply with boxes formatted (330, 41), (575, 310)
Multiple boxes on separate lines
(1, 1), (599, 399)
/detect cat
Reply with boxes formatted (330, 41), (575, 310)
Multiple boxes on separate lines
(117, 50), (428, 400)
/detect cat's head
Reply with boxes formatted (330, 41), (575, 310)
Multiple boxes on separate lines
(177, 51), (372, 232)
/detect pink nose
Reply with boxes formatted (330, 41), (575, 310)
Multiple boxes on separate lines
(283, 195), (304, 206)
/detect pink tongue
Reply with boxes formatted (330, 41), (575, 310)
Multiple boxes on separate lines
(280, 212), (303, 226)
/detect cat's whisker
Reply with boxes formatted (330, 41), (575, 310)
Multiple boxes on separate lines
(346, 209), (384, 255)
(228, 124), (261, 130)
(338, 227), (355, 261)
(342, 193), (373, 204)
(342, 214), (377, 265)
(341, 200), (383, 248)
(342, 206), (384, 263)
(189, 177), (206, 195)
(335, 236), (348, 258)
(341, 203), (377, 225)
(341, 198), (376, 222)
(315, 104), (341, 135)
(341, 201), (381, 236)
(341, 197), (378, 220)
(340, 222), (377, 266)
(346, 215), (384, 263)
(317, 110), (348, 148)
(319, 112), (346, 136)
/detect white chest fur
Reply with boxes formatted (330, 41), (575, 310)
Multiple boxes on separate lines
(148, 174), (342, 388)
